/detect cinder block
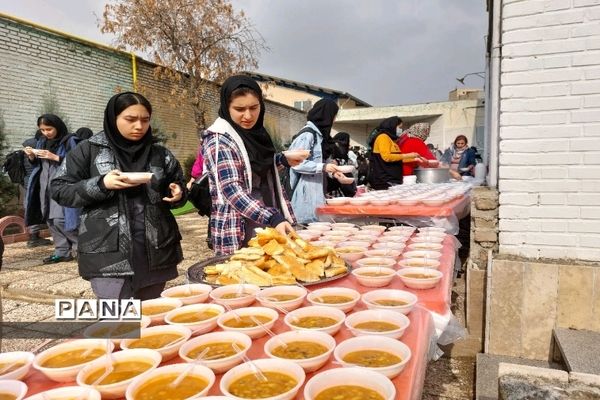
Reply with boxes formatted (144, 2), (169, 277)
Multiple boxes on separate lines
(498, 362), (569, 383)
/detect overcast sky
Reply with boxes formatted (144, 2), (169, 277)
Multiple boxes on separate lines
(0, 0), (488, 106)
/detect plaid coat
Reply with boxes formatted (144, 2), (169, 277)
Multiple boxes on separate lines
(202, 118), (295, 256)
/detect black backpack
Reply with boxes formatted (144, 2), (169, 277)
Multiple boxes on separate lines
(281, 127), (317, 198)
(2, 150), (26, 185)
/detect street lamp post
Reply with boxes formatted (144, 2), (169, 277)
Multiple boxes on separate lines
(456, 72), (486, 85)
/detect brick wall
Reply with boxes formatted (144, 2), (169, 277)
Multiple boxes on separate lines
(0, 14), (306, 162)
(498, 1), (600, 261)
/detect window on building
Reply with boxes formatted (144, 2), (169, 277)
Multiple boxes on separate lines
(293, 100), (312, 111)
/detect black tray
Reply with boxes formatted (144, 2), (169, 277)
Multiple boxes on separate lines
(186, 254), (352, 287)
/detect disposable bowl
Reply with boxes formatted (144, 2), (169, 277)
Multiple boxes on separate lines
(264, 330), (336, 372)
(179, 331), (252, 374)
(306, 287), (360, 313)
(33, 340), (114, 383)
(333, 335), (412, 378)
(0, 351), (34, 381)
(125, 362), (215, 400)
(361, 289), (418, 314)
(303, 367), (396, 400)
(220, 358), (306, 400)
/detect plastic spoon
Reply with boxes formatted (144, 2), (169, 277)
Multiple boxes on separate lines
(169, 347), (210, 388)
(90, 339), (115, 387)
(232, 342), (267, 382)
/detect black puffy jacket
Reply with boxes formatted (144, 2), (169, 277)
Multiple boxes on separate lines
(50, 132), (186, 280)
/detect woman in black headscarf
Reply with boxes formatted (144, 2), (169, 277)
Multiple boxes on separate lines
(287, 99), (340, 223)
(24, 114), (79, 264)
(51, 92), (186, 300)
(327, 132), (357, 198)
(368, 116), (420, 190)
(201, 75), (298, 255)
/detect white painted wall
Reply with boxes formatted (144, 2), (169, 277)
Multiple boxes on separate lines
(498, 0), (600, 261)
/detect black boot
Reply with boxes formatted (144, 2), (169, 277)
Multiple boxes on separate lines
(27, 233), (53, 248)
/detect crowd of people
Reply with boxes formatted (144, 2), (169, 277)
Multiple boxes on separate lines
(5, 74), (480, 300)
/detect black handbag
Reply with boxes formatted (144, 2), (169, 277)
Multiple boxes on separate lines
(188, 175), (211, 217)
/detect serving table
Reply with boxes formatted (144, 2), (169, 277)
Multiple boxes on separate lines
(22, 238), (459, 399)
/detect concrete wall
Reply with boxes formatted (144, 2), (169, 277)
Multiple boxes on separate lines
(498, 0), (600, 261)
(335, 99), (485, 151)
(487, 257), (600, 360)
(0, 14), (306, 161)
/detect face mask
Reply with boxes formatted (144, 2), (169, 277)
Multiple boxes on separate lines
(396, 127), (403, 136)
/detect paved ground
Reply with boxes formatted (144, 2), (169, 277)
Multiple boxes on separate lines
(0, 213), (475, 398)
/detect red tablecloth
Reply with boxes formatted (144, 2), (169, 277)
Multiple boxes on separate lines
(22, 237), (455, 399)
(23, 307), (434, 400)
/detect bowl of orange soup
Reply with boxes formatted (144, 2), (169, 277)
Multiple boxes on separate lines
(0, 380), (27, 400)
(217, 307), (279, 339)
(141, 297), (183, 325)
(264, 330), (336, 373)
(164, 303), (225, 335)
(33, 339), (113, 382)
(220, 358), (305, 400)
(161, 283), (213, 305)
(306, 287), (360, 313)
(125, 363), (215, 400)
(76, 348), (161, 399)
(361, 289), (418, 315)
(333, 335), (411, 379)
(179, 331), (252, 374)
(121, 324), (192, 361)
(303, 367), (396, 400)
(0, 351), (34, 381)
(83, 316), (152, 349)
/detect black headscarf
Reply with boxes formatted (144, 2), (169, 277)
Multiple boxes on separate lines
(369, 116), (401, 147)
(307, 98), (339, 159)
(332, 132), (350, 161)
(103, 92), (153, 172)
(75, 127), (93, 141)
(37, 114), (69, 153)
(218, 75), (276, 175)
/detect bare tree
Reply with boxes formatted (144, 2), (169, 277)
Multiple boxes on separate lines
(101, 0), (266, 131)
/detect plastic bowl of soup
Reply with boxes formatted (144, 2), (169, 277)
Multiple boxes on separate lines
(220, 358), (305, 400)
(305, 224), (331, 232)
(76, 348), (161, 399)
(351, 234), (379, 243)
(330, 223), (356, 229)
(126, 362), (215, 400)
(256, 285), (307, 312)
(411, 235), (445, 244)
(303, 367), (396, 400)
(320, 232), (351, 242)
(406, 242), (444, 251)
(179, 331), (252, 374)
(352, 266), (396, 288)
(372, 242), (406, 251)
(361, 289), (418, 315)
(0, 351), (34, 381)
(335, 240), (370, 249)
(415, 230), (446, 239)
(363, 248), (402, 260)
(23, 386), (101, 400)
(397, 258), (441, 270)
(121, 324), (192, 361)
(397, 267), (443, 289)
(297, 231), (321, 241)
(355, 257), (396, 269)
(333, 245), (368, 263)
(377, 234), (409, 244)
(310, 240), (335, 248)
(83, 316), (152, 349)
(333, 335), (411, 379)
(141, 297), (183, 325)
(348, 197), (370, 206)
(161, 283), (212, 305)
(33, 339), (114, 383)
(307, 287), (360, 313)
(0, 380), (27, 400)
(402, 250), (442, 260)
(344, 309), (410, 340)
(418, 226), (446, 234)
(217, 306), (279, 339)
(164, 303), (225, 335)
(359, 225), (387, 234)
(326, 197), (350, 206)
(264, 330), (336, 373)
(387, 226), (416, 234)
(210, 284), (260, 309)
(284, 306), (346, 336)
